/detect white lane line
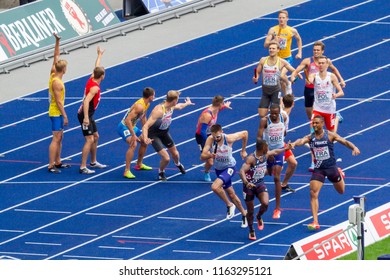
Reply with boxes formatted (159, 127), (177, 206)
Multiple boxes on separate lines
(14, 209), (72, 214)
(98, 246), (134, 250)
(172, 250), (211, 254)
(25, 242), (62, 246)
(157, 216), (216, 222)
(38, 231), (98, 237)
(186, 239), (245, 245)
(85, 213), (143, 218)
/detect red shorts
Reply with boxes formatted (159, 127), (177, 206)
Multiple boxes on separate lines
(284, 142), (294, 159)
(312, 110), (335, 131)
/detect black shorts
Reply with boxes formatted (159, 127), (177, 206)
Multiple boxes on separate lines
(304, 86), (314, 108)
(243, 183), (268, 202)
(195, 133), (207, 152)
(258, 86), (281, 109)
(77, 113), (97, 136)
(149, 129), (175, 152)
(310, 166), (342, 183)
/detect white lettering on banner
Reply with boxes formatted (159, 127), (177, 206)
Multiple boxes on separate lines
(313, 233), (352, 259)
(0, 8), (66, 52)
(102, 13), (115, 26)
(381, 213), (390, 230)
(95, 9), (108, 22)
(45, 8), (66, 34)
(0, 46), (8, 61)
(13, 21), (39, 48)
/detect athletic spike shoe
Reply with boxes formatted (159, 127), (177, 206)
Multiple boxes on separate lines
(204, 172), (211, 182)
(134, 164), (152, 171)
(159, 171), (167, 181)
(241, 215), (248, 228)
(249, 230), (256, 241)
(308, 222), (320, 231)
(226, 204), (236, 219)
(90, 161), (107, 169)
(176, 163), (186, 174)
(272, 209), (281, 219)
(79, 167), (95, 174)
(256, 214), (264, 230)
(123, 170), (135, 179)
(55, 163), (71, 168)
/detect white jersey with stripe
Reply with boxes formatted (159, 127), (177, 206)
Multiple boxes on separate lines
(313, 72), (336, 114)
(264, 114), (285, 150)
(262, 57), (282, 87)
(214, 134), (236, 170)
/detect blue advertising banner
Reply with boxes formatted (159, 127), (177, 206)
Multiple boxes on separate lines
(0, 0), (121, 62)
(143, 0), (194, 13)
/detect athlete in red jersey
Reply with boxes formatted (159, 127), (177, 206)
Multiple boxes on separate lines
(77, 46), (107, 174)
(195, 95), (232, 181)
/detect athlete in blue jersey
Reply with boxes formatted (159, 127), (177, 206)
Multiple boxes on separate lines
(291, 115), (360, 230)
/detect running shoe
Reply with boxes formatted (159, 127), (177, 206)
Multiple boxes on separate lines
(204, 172), (211, 182)
(256, 214), (264, 230)
(123, 170), (135, 179)
(226, 204), (236, 219)
(249, 230), (257, 241)
(272, 208), (281, 219)
(48, 166), (61, 174)
(55, 163), (71, 168)
(134, 163), (152, 171)
(308, 162), (315, 172)
(158, 171), (167, 181)
(336, 112), (343, 123)
(282, 184), (296, 193)
(79, 167), (95, 174)
(338, 167), (345, 179)
(307, 222), (320, 230)
(176, 163), (186, 174)
(241, 215), (248, 228)
(90, 161), (107, 169)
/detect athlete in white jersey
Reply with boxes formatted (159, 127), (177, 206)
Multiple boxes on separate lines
(253, 41), (301, 118)
(143, 90), (194, 181)
(308, 55), (344, 132)
(257, 104), (288, 219)
(201, 124), (248, 226)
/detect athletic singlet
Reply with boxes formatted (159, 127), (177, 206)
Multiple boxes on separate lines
(313, 72), (336, 114)
(78, 77), (101, 116)
(195, 108), (217, 135)
(264, 114), (285, 150)
(121, 98), (150, 128)
(245, 153), (267, 185)
(309, 130), (336, 168)
(273, 25), (293, 58)
(149, 103), (173, 131)
(48, 73), (65, 116)
(262, 57), (282, 87)
(304, 57), (319, 88)
(213, 134), (236, 170)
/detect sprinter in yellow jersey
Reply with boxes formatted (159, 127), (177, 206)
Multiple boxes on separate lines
(48, 33), (69, 174)
(264, 10), (302, 95)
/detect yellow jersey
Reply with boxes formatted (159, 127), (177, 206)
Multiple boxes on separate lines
(273, 25), (293, 59)
(48, 73), (65, 116)
(121, 98), (150, 128)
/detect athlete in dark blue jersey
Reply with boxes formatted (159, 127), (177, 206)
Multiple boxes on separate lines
(291, 115), (360, 231)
